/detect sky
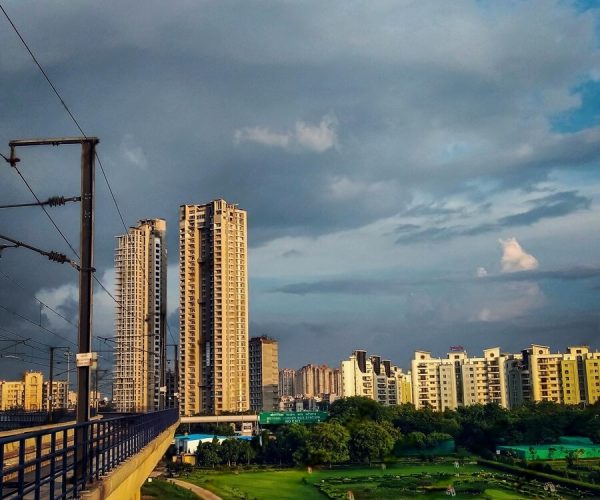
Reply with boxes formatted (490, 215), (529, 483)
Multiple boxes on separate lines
(1, 0), (600, 382)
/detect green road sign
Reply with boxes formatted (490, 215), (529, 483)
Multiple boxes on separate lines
(258, 411), (328, 425)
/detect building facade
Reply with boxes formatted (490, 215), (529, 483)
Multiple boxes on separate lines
(411, 344), (600, 411)
(278, 368), (296, 397)
(341, 351), (412, 406)
(412, 348), (511, 410)
(42, 380), (69, 410)
(295, 364), (341, 398)
(179, 200), (249, 415)
(249, 336), (279, 412)
(0, 371), (49, 411)
(113, 218), (167, 412)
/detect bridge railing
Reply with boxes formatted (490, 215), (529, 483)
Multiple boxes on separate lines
(0, 408), (178, 499)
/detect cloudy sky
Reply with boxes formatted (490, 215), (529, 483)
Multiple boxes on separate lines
(1, 0), (600, 381)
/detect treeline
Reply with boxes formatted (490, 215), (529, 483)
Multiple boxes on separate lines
(190, 397), (600, 467)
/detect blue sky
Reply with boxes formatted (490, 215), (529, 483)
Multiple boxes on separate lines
(0, 0), (599, 379)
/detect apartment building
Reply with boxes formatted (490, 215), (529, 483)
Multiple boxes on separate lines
(295, 364), (341, 398)
(249, 336), (279, 412)
(42, 380), (69, 410)
(411, 350), (458, 411)
(411, 344), (600, 411)
(342, 350), (412, 406)
(526, 344), (564, 404)
(113, 219), (167, 412)
(560, 346), (600, 405)
(179, 200), (249, 415)
(278, 368), (296, 397)
(0, 371), (46, 411)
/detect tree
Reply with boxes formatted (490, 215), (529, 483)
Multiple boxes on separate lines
(196, 439), (220, 468)
(349, 421), (394, 465)
(565, 448), (584, 468)
(276, 424), (311, 465)
(238, 440), (256, 465)
(426, 432), (453, 448)
(405, 431), (427, 449)
(220, 438), (241, 467)
(305, 422), (350, 467)
(329, 397), (388, 426)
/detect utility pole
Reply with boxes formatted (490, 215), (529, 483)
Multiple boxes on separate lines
(48, 347), (54, 419)
(48, 346), (71, 423)
(77, 138), (96, 425)
(8, 137), (98, 480)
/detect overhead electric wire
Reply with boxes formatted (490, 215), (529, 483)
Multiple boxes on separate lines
(1, 3), (178, 363)
(0, 269), (77, 330)
(11, 164), (80, 259)
(0, 324), (58, 350)
(0, 303), (76, 347)
(0, 195), (80, 209)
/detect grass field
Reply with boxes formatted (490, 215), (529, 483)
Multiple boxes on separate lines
(181, 460), (558, 499)
(141, 479), (199, 499)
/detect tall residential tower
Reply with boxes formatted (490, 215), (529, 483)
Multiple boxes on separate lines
(249, 336), (279, 412)
(179, 200), (249, 415)
(113, 219), (167, 412)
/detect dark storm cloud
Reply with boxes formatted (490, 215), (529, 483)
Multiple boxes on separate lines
(1, 0), (600, 376)
(256, 308), (600, 370)
(394, 190), (591, 244)
(274, 265), (600, 296)
(483, 266), (600, 283)
(281, 249), (302, 258)
(498, 191), (591, 226)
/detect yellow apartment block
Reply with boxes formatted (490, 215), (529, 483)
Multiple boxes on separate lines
(0, 371), (44, 410)
(561, 346), (600, 405)
(179, 200), (249, 415)
(114, 219), (167, 413)
(410, 344), (600, 411)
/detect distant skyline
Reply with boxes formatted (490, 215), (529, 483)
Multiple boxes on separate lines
(1, 1), (600, 380)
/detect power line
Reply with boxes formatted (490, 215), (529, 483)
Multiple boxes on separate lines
(0, 4), (87, 138)
(0, 3), (124, 255)
(0, 303), (76, 347)
(0, 231), (78, 268)
(1, 2), (177, 359)
(0, 4), (126, 312)
(0, 195), (80, 209)
(11, 164), (80, 259)
(0, 269), (77, 330)
(0, 324), (55, 351)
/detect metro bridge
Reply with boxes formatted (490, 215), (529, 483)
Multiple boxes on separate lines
(0, 409), (178, 500)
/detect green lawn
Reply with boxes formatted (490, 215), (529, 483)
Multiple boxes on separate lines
(186, 469), (321, 499)
(181, 459), (596, 499)
(182, 461), (518, 499)
(141, 479), (199, 499)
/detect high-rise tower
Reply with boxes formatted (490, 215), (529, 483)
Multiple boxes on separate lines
(113, 219), (167, 412)
(249, 336), (279, 412)
(179, 200), (249, 415)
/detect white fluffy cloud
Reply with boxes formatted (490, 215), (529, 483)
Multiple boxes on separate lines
(36, 269), (117, 341)
(121, 134), (148, 169)
(233, 127), (291, 149)
(474, 282), (544, 322)
(499, 237), (539, 273)
(234, 114), (338, 153)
